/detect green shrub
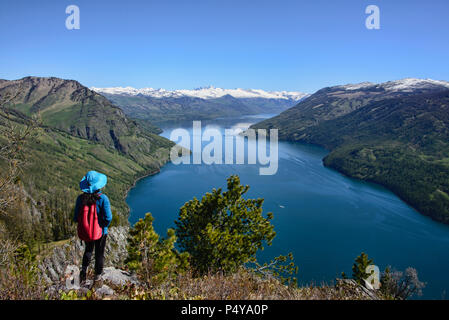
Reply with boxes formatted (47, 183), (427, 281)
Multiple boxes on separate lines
(126, 213), (189, 285)
(351, 252), (374, 285)
(175, 175), (276, 275)
(0, 242), (45, 299)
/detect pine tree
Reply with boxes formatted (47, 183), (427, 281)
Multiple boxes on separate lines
(175, 175), (276, 275)
(352, 252), (374, 284)
(126, 213), (189, 284)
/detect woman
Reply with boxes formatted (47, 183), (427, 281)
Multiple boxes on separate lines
(74, 170), (112, 282)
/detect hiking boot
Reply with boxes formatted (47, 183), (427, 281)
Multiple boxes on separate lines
(94, 273), (103, 282)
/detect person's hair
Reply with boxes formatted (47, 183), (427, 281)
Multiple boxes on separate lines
(80, 190), (101, 206)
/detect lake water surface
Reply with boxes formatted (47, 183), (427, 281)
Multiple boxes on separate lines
(127, 114), (449, 299)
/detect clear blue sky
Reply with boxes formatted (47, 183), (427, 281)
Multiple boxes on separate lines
(1, 0), (448, 93)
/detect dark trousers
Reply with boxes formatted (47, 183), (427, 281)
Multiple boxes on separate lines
(81, 234), (107, 275)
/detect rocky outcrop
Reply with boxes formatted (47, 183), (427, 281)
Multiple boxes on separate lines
(335, 279), (380, 300)
(100, 267), (139, 286)
(95, 284), (115, 298)
(38, 226), (129, 285)
(38, 226), (140, 299)
(49, 264), (139, 298)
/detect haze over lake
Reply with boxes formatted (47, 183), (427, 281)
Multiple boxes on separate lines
(127, 114), (449, 299)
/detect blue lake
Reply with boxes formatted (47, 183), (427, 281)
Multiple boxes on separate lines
(127, 114), (449, 299)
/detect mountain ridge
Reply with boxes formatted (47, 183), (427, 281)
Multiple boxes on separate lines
(252, 78), (449, 224)
(94, 85), (308, 124)
(252, 78), (449, 140)
(336, 78), (449, 92)
(0, 76), (171, 162)
(91, 85), (308, 101)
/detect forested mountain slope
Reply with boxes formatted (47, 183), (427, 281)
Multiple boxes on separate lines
(0, 77), (171, 162)
(0, 77), (174, 244)
(253, 78), (449, 140)
(252, 80), (449, 224)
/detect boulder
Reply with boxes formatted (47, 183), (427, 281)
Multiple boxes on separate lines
(95, 285), (115, 298)
(101, 267), (139, 286)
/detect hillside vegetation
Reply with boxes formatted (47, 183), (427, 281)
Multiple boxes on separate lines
(0, 77), (171, 157)
(252, 80), (449, 224)
(0, 77), (174, 245)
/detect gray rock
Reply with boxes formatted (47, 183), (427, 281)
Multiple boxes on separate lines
(41, 270), (53, 284)
(101, 267), (138, 286)
(95, 285), (114, 297)
(51, 249), (64, 275)
(64, 265), (81, 290)
(47, 265), (59, 282)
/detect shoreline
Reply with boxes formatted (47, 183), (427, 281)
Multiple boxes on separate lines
(323, 159), (449, 227)
(123, 158), (171, 221)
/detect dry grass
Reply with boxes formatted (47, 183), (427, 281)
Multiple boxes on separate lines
(0, 238), (47, 300)
(110, 269), (380, 300)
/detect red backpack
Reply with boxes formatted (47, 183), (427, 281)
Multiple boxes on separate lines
(77, 196), (103, 242)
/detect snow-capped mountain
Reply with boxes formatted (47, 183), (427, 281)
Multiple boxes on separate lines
(251, 77), (449, 144)
(340, 78), (449, 92)
(92, 86), (308, 101)
(93, 86), (308, 123)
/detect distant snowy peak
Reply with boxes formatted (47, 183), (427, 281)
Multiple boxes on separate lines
(91, 86), (309, 101)
(381, 78), (449, 92)
(176, 87), (308, 100)
(340, 78), (449, 92)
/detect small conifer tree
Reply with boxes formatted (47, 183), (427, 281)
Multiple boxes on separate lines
(352, 252), (374, 284)
(126, 213), (189, 284)
(175, 175), (276, 275)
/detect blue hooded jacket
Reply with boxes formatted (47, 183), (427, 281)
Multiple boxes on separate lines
(74, 193), (113, 235)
